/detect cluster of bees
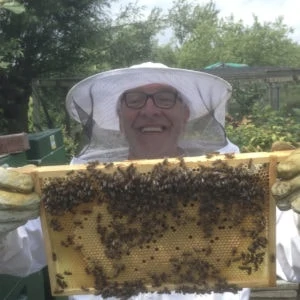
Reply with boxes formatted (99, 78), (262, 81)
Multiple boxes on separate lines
(42, 157), (271, 298)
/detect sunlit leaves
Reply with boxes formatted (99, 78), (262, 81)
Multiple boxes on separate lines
(0, 0), (25, 14)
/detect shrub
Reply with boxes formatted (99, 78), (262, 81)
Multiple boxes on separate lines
(226, 103), (300, 152)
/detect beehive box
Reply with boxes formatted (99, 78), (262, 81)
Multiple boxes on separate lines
(31, 151), (291, 298)
(27, 128), (64, 160)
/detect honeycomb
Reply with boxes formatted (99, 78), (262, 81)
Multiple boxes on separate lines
(39, 155), (277, 297)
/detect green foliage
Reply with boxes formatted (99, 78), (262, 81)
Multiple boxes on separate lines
(27, 96), (34, 132)
(0, 38), (23, 70)
(107, 4), (165, 67)
(167, 1), (300, 69)
(0, 0), (113, 133)
(230, 81), (268, 116)
(0, 106), (8, 134)
(168, 0), (218, 47)
(0, 0), (169, 134)
(0, 1), (24, 71)
(218, 16), (300, 67)
(226, 103), (300, 152)
(61, 126), (79, 161)
(168, 0), (221, 68)
(152, 44), (178, 67)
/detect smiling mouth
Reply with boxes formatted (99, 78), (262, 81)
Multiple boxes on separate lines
(140, 126), (165, 133)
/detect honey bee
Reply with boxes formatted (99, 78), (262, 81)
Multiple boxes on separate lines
(74, 244), (83, 251)
(56, 273), (64, 279)
(60, 241), (69, 247)
(86, 160), (99, 170)
(224, 153), (235, 159)
(81, 209), (92, 215)
(231, 247), (238, 256)
(247, 158), (254, 170)
(225, 259), (232, 267)
(64, 271), (72, 275)
(104, 162), (114, 169)
(52, 252), (57, 261)
(238, 265), (252, 275)
(150, 273), (163, 287)
(162, 158), (170, 166)
(81, 286), (90, 292)
(205, 151), (220, 158)
(56, 278), (68, 289)
(112, 263), (125, 277)
(270, 253), (276, 263)
(73, 220), (82, 226)
(96, 213), (102, 223)
(205, 246), (212, 256)
(177, 156), (186, 168)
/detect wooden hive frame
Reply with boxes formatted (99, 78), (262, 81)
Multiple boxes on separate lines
(28, 151), (292, 297)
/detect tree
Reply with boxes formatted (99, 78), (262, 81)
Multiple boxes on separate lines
(218, 15), (300, 67)
(105, 2), (165, 68)
(168, 0), (219, 47)
(0, 0), (113, 133)
(0, 0), (170, 134)
(151, 43), (178, 67)
(167, 0), (221, 69)
(167, 0), (300, 69)
(0, 0), (25, 131)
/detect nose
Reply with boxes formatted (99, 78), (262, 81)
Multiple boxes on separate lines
(140, 97), (161, 115)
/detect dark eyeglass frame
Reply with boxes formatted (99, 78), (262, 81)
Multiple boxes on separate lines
(122, 91), (180, 109)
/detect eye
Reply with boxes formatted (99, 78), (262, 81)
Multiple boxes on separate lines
(125, 93), (145, 108)
(155, 92), (176, 107)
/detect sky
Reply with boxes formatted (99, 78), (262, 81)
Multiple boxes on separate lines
(112, 0), (300, 43)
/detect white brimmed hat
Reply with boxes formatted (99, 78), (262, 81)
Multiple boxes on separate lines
(66, 62), (232, 131)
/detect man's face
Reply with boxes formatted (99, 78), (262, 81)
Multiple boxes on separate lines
(118, 84), (190, 159)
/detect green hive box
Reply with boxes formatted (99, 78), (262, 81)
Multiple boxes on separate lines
(0, 152), (28, 167)
(27, 128), (64, 160)
(27, 145), (67, 166)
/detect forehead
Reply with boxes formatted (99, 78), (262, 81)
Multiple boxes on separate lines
(125, 83), (177, 93)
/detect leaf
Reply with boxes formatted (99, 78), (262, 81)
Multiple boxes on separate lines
(0, 56), (9, 69)
(2, 1), (25, 14)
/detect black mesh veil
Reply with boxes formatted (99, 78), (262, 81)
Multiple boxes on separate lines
(71, 93), (234, 163)
(66, 64), (239, 163)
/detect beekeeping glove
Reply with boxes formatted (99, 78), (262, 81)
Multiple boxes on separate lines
(0, 166), (40, 238)
(271, 148), (300, 213)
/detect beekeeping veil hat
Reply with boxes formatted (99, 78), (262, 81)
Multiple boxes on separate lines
(66, 62), (239, 163)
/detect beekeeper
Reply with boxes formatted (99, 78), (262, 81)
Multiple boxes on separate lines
(0, 62), (299, 300)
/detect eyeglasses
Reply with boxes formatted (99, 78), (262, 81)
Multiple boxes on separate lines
(122, 91), (179, 109)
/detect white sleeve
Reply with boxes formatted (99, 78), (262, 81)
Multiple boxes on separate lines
(0, 217), (46, 276)
(276, 208), (300, 282)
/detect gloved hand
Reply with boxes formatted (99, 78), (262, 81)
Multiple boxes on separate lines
(0, 166), (40, 238)
(271, 148), (300, 213)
